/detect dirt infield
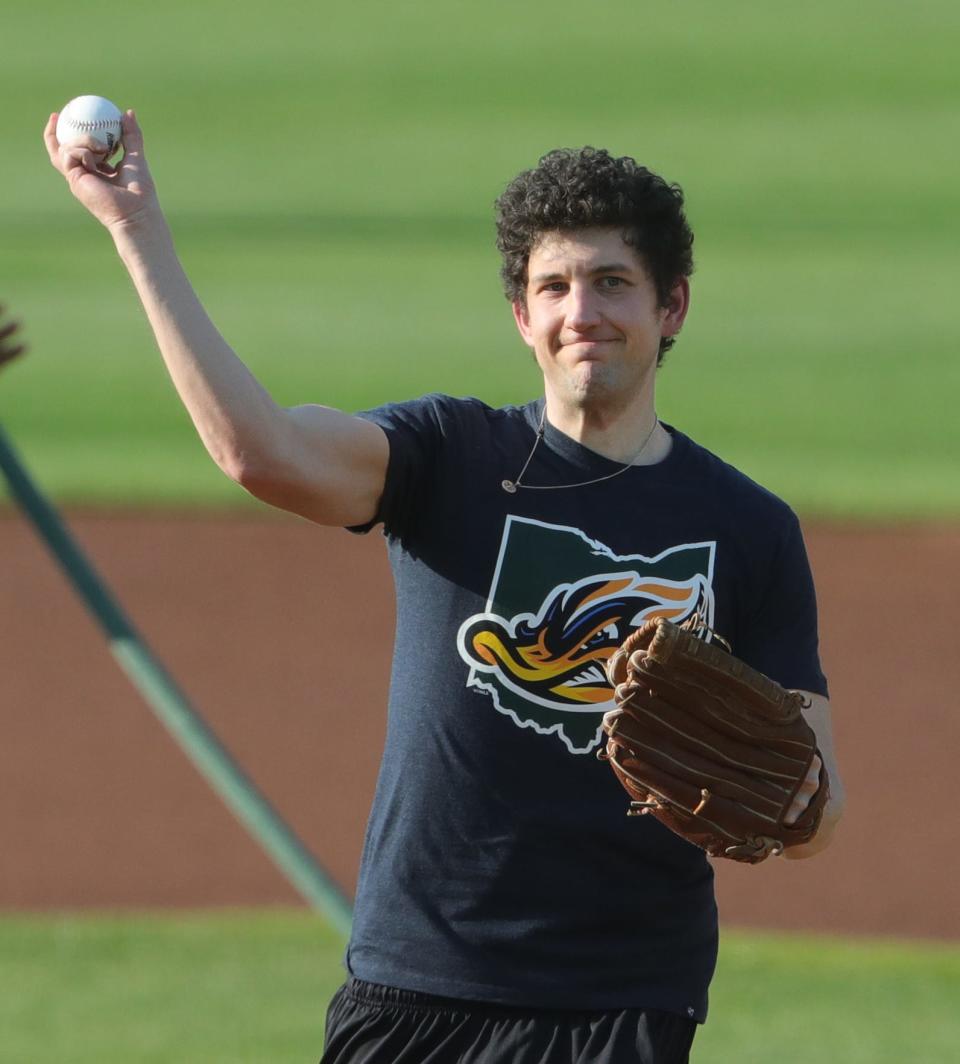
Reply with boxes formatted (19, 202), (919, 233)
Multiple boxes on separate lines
(2, 511), (958, 940)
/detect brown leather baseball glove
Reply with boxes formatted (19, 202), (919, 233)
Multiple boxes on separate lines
(600, 618), (828, 863)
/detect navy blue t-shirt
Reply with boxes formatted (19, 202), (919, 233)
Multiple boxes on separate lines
(346, 394), (827, 1022)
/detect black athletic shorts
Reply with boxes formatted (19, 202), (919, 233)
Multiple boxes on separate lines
(320, 978), (698, 1064)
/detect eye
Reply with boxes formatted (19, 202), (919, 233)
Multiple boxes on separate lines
(600, 276), (625, 289)
(578, 623), (619, 652)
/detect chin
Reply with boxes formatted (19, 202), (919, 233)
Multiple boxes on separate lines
(568, 366), (617, 403)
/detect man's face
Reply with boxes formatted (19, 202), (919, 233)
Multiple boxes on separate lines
(512, 228), (688, 414)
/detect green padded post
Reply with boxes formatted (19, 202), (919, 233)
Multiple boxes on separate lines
(0, 426), (353, 937)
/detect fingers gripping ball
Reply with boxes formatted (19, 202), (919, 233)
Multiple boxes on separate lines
(56, 95), (123, 159)
(599, 618), (829, 863)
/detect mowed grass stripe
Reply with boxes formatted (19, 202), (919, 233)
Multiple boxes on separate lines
(0, 912), (957, 1064)
(4, 228), (955, 515)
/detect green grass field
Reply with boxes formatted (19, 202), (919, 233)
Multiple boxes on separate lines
(1, 0), (958, 515)
(2, 912), (958, 1064)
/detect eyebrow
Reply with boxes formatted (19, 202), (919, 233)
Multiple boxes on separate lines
(530, 263), (636, 283)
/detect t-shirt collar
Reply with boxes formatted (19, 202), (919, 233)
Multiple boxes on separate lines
(522, 397), (685, 477)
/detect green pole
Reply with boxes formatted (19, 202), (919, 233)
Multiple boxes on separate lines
(0, 426), (353, 937)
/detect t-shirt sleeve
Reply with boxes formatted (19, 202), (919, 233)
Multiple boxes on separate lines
(736, 513), (829, 697)
(346, 394), (449, 539)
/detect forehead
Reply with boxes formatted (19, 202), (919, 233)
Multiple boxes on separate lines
(528, 227), (644, 274)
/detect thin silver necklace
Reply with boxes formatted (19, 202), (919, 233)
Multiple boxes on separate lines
(501, 406), (661, 493)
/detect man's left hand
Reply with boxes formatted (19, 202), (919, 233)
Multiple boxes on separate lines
(0, 305), (26, 369)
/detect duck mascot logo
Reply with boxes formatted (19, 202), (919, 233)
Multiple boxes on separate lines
(456, 516), (717, 754)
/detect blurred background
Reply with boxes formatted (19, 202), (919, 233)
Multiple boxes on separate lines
(1, 0), (958, 1061)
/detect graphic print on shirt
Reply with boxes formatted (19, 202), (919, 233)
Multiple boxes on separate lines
(456, 515), (717, 754)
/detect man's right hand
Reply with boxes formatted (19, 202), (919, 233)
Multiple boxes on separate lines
(41, 107), (389, 529)
(44, 110), (160, 235)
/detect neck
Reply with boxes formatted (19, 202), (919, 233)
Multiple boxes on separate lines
(543, 390), (667, 465)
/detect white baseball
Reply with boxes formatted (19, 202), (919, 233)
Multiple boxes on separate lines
(56, 95), (124, 156)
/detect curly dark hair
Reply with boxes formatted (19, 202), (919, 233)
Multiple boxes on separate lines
(495, 147), (694, 360)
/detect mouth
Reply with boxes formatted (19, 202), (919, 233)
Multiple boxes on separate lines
(561, 339), (620, 359)
(563, 342), (618, 366)
(566, 664), (608, 688)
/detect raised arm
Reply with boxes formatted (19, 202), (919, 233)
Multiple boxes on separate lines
(43, 110), (388, 527)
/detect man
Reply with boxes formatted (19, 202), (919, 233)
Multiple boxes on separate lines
(46, 116), (844, 1063)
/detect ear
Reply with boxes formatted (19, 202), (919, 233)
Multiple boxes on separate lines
(660, 277), (691, 339)
(512, 298), (535, 348)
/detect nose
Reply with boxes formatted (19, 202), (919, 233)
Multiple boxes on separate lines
(564, 283), (603, 331)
